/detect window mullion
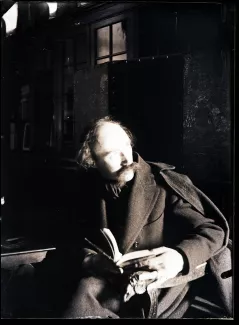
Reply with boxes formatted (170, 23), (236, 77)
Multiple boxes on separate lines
(109, 24), (113, 61)
(112, 51), (127, 57)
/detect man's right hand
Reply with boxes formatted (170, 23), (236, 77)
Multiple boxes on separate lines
(82, 253), (122, 276)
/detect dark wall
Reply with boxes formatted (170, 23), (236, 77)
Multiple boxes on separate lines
(182, 52), (232, 216)
(137, 5), (178, 57)
(1, 25), (56, 237)
(178, 6), (233, 221)
(109, 55), (184, 167)
(1, 36), (19, 208)
(136, 3), (233, 222)
(74, 64), (109, 150)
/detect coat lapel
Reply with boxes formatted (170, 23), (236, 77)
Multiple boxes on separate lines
(99, 198), (108, 228)
(121, 154), (161, 253)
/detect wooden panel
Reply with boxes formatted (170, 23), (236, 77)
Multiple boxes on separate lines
(75, 30), (89, 66)
(109, 55), (184, 167)
(138, 6), (178, 57)
(182, 51), (232, 220)
(73, 63), (109, 151)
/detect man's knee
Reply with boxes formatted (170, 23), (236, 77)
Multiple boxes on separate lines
(76, 276), (107, 297)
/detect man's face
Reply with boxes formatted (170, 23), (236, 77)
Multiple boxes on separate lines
(93, 122), (135, 183)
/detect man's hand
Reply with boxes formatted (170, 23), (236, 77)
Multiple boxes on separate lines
(82, 253), (122, 276)
(132, 247), (185, 289)
(123, 247), (185, 301)
(124, 271), (158, 302)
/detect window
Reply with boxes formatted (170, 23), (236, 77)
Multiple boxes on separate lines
(2, 2), (18, 35)
(95, 20), (127, 65)
(46, 2), (57, 19)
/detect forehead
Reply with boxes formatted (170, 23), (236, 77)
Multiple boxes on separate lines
(94, 122), (130, 154)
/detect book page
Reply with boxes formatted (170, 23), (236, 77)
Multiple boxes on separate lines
(101, 229), (163, 269)
(101, 228), (122, 262)
(116, 249), (156, 267)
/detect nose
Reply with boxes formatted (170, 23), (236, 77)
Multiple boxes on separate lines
(121, 153), (128, 166)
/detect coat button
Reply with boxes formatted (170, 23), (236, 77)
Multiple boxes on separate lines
(134, 241), (139, 248)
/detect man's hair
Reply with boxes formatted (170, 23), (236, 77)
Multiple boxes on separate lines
(76, 116), (135, 169)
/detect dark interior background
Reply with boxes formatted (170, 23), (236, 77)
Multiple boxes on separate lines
(108, 55), (184, 167)
(1, 2), (235, 241)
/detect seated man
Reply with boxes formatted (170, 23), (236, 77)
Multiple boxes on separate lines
(52, 116), (232, 319)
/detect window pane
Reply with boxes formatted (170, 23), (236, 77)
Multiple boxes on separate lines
(96, 26), (110, 57)
(97, 57), (110, 65)
(112, 53), (127, 61)
(2, 2), (18, 35)
(112, 21), (126, 54)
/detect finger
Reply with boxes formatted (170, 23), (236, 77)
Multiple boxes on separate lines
(124, 284), (135, 302)
(134, 255), (165, 270)
(146, 260), (165, 271)
(133, 256), (165, 270)
(150, 246), (168, 255)
(148, 255), (166, 265)
(138, 271), (158, 281)
(131, 261), (150, 270)
(134, 258), (163, 269)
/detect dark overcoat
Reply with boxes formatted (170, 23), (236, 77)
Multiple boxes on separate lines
(63, 153), (232, 318)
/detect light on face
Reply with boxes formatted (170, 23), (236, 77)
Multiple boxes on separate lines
(94, 123), (133, 173)
(105, 151), (122, 165)
(2, 2), (18, 35)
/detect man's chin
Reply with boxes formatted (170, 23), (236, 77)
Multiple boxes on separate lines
(122, 169), (134, 182)
(115, 169), (135, 188)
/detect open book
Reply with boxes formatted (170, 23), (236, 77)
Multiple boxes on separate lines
(85, 228), (161, 270)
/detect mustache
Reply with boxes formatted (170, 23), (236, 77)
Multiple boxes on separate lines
(116, 162), (140, 177)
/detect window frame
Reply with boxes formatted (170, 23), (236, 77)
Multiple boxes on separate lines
(91, 13), (134, 67)
(95, 21), (127, 64)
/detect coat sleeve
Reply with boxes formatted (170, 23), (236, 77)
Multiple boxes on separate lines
(169, 194), (225, 275)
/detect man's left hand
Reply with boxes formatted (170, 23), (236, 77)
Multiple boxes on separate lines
(133, 246), (184, 288)
(123, 247), (185, 302)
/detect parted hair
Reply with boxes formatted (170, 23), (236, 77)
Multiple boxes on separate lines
(76, 116), (135, 169)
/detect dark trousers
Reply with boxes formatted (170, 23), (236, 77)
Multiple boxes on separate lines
(1, 263), (231, 319)
(61, 276), (151, 319)
(57, 275), (231, 319)
(58, 276), (230, 319)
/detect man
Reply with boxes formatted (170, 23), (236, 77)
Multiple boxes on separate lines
(59, 116), (232, 319)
